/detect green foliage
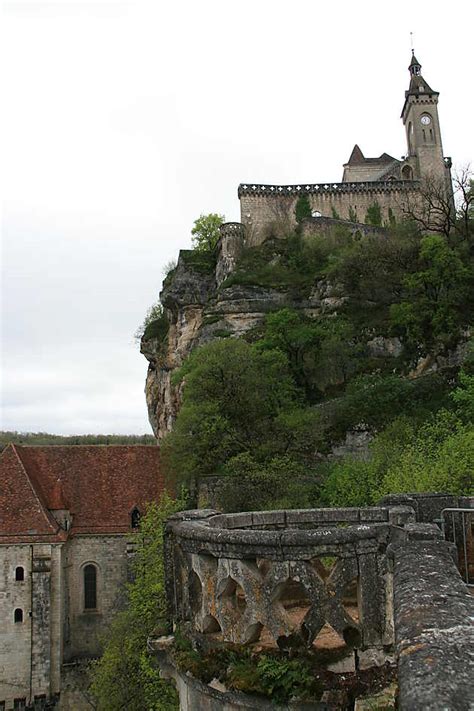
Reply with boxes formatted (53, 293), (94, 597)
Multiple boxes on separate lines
(229, 653), (318, 703)
(451, 370), (474, 421)
(257, 308), (365, 401)
(365, 201), (382, 226)
(348, 206), (358, 223)
(218, 452), (316, 513)
(328, 371), (448, 441)
(90, 492), (186, 710)
(390, 234), (472, 352)
(180, 248), (216, 274)
(331, 206), (340, 220)
(162, 339), (304, 488)
(135, 302), (166, 344)
(380, 412), (474, 496)
(191, 213), (225, 251)
(322, 381), (474, 508)
(295, 194), (312, 223)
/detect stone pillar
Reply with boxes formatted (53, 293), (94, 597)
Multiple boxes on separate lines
(31, 545), (52, 699)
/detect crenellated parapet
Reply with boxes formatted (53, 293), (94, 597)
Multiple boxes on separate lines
(238, 180), (419, 198)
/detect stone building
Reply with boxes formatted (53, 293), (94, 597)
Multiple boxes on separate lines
(238, 52), (453, 243)
(0, 444), (164, 710)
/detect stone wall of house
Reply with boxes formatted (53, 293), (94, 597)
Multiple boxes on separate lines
(239, 181), (420, 246)
(0, 543), (63, 710)
(63, 535), (129, 660)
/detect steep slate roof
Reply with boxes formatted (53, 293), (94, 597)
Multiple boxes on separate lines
(0, 445), (65, 544)
(0, 444), (164, 542)
(346, 145), (398, 166)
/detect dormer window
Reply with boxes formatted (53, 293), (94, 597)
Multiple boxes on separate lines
(131, 507), (141, 529)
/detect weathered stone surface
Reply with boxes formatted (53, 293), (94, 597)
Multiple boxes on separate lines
(390, 528), (474, 710)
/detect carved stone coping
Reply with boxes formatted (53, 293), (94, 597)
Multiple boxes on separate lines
(238, 180), (419, 197)
(209, 507), (390, 530)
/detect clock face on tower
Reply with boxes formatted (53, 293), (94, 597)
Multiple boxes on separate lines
(421, 115), (431, 125)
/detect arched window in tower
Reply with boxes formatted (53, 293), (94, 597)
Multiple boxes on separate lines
(15, 567), (24, 581)
(402, 165), (413, 181)
(14, 608), (23, 623)
(131, 507), (141, 529)
(83, 564), (97, 610)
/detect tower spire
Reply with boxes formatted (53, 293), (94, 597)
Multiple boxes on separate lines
(409, 50), (422, 76)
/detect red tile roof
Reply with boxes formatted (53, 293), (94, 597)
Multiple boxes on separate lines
(0, 444), (165, 543)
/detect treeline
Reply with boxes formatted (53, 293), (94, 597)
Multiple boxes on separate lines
(0, 431), (157, 452)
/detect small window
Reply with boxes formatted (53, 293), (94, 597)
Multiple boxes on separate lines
(0, 700), (5, 710)
(84, 564), (97, 610)
(14, 608), (23, 623)
(131, 507), (141, 529)
(14, 700), (26, 711)
(15, 567), (24, 581)
(34, 695), (47, 710)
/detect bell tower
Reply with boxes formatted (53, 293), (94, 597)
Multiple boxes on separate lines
(401, 51), (451, 186)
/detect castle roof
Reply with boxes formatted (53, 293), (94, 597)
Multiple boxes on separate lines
(346, 145), (398, 166)
(0, 444), (164, 543)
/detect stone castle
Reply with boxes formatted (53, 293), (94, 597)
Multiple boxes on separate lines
(237, 52), (452, 244)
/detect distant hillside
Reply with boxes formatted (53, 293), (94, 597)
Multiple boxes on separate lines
(0, 431), (157, 452)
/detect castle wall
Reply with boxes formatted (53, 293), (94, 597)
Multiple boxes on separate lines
(64, 535), (129, 660)
(239, 181), (420, 245)
(0, 543), (63, 710)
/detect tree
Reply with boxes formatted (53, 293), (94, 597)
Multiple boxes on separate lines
(400, 167), (473, 242)
(89, 492), (185, 711)
(191, 213), (225, 252)
(161, 339), (302, 491)
(365, 201), (382, 226)
(294, 194), (312, 223)
(390, 234), (471, 351)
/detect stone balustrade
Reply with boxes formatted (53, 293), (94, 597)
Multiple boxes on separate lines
(165, 506), (414, 650)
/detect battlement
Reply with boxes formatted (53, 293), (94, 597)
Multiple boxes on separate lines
(238, 179), (419, 198)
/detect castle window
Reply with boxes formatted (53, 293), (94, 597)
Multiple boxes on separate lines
(131, 507), (141, 529)
(15, 566), (24, 581)
(14, 608), (23, 623)
(14, 700), (26, 710)
(84, 564), (97, 610)
(402, 165), (413, 181)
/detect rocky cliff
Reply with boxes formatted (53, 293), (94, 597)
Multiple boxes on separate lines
(141, 223), (470, 442)
(141, 234), (355, 440)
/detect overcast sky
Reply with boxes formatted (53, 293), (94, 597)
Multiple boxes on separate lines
(1, 0), (473, 435)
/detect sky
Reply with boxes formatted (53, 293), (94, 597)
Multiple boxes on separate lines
(1, 0), (473, 435)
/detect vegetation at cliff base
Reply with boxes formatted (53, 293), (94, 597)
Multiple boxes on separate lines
(90, 492), (185, 710)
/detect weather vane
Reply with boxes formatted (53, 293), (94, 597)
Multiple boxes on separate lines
(410, 32), (414, 53)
